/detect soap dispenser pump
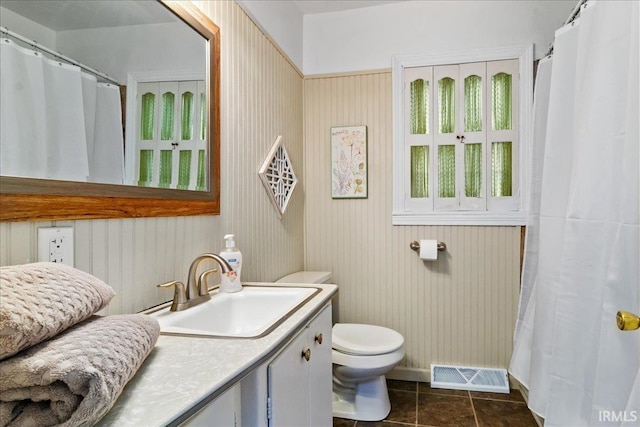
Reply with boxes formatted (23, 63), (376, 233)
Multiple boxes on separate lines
(219, 234), (242, 293)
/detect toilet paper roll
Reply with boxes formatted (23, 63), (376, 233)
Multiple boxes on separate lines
(419, 239), (438, 261)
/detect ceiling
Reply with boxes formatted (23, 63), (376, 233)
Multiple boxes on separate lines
(1, 0), (178, 31)
(1, 0), (412, 32)
(292, 0), (409, 15)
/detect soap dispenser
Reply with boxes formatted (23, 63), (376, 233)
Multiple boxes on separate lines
(219, 234), (242, 293)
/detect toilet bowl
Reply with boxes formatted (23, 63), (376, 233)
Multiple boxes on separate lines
(276, 271), (406, 422)
(332, 323), (405, 421)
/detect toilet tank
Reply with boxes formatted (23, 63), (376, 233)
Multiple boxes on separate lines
(276, 271), (332, 284)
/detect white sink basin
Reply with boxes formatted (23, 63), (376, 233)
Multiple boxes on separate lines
(147, 285), (320, 338)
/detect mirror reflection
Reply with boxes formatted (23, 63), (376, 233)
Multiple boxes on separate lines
(0, 0), (208, 191)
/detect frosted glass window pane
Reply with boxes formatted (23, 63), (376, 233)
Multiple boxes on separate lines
(200, 92), (207, 141)
(410, 145), (429, 198)
(181, 92), (194, 140)
(138, 150), (153, 186)
(438, 77), (455, 134)
(160, 92), (175, 141)
(196, 149), (207, 191)
(464, 75), (482, 132)
(140, 93), (155, 140)
(410, 79), (429, 134)
(159, 150), (172, 188)
(438, 145), (456, 197)
(492, 73), (512, 130)
(492, 141), (512, 196)
(464, 143), (482, 197)
(178, 150), (192, 190)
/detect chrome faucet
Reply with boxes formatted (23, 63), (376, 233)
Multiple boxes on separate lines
(157, 253), (234, 312)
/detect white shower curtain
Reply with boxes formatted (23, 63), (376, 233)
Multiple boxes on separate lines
(0, 38), (124, 184)
(84, 77), (125, 185)
(1, 39), (47, 178)
(510, 1), (639, 426)
(82, 73), (98, 179)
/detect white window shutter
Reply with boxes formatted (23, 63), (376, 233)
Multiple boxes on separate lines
(392, 45), (532, 225)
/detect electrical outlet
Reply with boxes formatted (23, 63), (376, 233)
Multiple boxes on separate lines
(38, 227), (74, 267)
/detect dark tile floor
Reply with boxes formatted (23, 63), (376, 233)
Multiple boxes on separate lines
(333, 380), (539, 427)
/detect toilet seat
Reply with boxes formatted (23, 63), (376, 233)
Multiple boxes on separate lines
(332, 347), (405, 370)
(333, 323), (404, 356)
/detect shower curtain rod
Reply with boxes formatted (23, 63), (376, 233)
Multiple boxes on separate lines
(544, 0), (588, 57)
(0, 26), (120, 86)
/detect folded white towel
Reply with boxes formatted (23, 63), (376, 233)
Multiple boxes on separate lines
(0, 314), (160, 427)
(0, 263), (116, 360)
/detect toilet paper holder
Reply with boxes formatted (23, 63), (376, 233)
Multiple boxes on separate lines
(410, 240), (447, 252)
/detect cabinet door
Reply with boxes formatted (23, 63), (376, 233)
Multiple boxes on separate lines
(268, 305), (333, 427)
(434, 65), (460, 211)
(308, 306), (333, 427)
(268, 327), (311, 427)
(459, 62), (487, 211)
(181, 383), (241, 426)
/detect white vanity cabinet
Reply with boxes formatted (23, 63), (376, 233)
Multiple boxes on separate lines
(96, 283), (338, 427)
(267, 304), (333, 427)
(181, 383), (241, 426)
(181, 303), (334, 427)
(179, 304), (333, 427)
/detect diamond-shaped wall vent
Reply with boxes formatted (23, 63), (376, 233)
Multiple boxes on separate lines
(258, 136), (298, 219)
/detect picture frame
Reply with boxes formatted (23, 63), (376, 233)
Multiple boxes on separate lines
(331, 125), (368, 199)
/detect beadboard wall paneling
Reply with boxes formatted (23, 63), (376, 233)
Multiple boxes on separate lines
(0, 1), (304, 314)
(304, 71), (521, 375)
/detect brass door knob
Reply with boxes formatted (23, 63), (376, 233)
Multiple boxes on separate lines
(616, 311), (640, 331)
(315, 333), (323, 345)
(302, 349), (311, 362)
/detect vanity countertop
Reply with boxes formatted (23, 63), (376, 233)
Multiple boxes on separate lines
(96, 282), (337, 427)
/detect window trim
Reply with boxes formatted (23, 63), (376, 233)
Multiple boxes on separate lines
(392, 44), (533, 226)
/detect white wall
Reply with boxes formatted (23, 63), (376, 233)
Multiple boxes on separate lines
(0, 6), (57, 48)
(231, 1), (576, 74)
(303, 0), (576, 74)
(235, 0), (304, 71)
(0, 9), (203, 84)
(56, 22), (205, 83)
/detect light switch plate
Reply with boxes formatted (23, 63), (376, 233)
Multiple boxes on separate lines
(38, 227), (74, 267)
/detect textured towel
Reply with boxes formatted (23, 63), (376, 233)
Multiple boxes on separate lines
(0, 263), (115, 360)
(0, 314), (160, 427)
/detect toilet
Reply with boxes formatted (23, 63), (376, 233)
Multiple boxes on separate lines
(276, 271), (405, 422)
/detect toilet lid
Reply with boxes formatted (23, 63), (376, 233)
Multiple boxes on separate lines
(332, 323), (404, 356)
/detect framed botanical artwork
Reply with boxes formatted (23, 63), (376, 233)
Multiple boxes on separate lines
(331, 125), (368, 199)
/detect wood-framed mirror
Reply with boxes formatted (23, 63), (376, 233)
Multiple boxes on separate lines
(0, 0), (220, 222)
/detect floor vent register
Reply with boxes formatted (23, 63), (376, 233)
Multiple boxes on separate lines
(430, 364), (509, 393)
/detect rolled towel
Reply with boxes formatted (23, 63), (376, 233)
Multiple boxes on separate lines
(1, 263), (116, 360)
(0, 314), (160, 427)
